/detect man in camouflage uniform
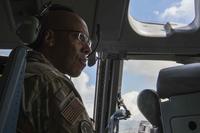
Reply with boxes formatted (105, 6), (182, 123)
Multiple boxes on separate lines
(17, 4), (94, 133)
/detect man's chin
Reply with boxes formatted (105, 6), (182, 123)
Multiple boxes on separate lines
(68, 69), (83, 77)
(70, 73), (81, 77)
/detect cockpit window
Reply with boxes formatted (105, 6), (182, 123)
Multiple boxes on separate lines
(119, 60), (180, 132)
(130, 0), (195, 25)
(128, 0), (197, 37)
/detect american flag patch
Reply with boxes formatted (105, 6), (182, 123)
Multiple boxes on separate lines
(61, 97), (84, 125)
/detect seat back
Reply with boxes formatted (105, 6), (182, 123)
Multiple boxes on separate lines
(157, 63), (200, 133)
(0, 46), (28, 133)
(137, 63), (200, 133)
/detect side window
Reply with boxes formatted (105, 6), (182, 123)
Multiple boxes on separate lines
(0, 49), (11, 56)
(0, 49), (11, 74)
(119, 60), (180, 132)
(128, 0), (197, 37)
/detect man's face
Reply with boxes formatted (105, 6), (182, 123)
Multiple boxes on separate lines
(44, 11), (92, 77)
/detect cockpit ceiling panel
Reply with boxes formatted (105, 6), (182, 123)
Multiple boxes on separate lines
(0, 0), (200, 58)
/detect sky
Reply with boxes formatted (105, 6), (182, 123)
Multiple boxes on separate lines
(0, 0), (195, 132)
(130, 0), (195, 24)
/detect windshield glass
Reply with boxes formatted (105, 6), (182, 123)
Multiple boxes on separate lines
(119, 60), (181, 132)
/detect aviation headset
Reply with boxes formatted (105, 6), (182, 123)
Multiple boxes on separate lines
(16, 2), (74, 45)
(16, 16), (41, 44)
(16, 2), (51, 45)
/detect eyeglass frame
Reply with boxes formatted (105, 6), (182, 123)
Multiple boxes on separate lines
(51, 29), (92, 47)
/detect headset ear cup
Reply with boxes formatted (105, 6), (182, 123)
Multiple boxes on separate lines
(16, 16), (40, 44)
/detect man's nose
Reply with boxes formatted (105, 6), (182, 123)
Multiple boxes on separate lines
(82, 43), (92, 56)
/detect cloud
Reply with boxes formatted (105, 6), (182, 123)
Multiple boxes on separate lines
(72, 71), (95, 117)
(119, 90), (151, 133)
(122, 90), (146, 121)
(160, 0), (194, 23)
(119, 119), (140, 133)
(153, 10), (160, 15)
(124, 60), (180, 79)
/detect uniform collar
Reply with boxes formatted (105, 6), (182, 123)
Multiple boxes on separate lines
(27, 50), (53, 66)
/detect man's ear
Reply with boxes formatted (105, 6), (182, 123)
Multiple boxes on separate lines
(44, 30), (55, 47)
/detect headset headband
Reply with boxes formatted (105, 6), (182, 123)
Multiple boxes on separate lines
(39, 1), (52, 17)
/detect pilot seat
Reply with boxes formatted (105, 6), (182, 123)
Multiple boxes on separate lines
(137, 63), (200, 133)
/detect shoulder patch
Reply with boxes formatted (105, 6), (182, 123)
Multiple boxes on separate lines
(80, 120), (94, 133)
(61, 97), (84, 125)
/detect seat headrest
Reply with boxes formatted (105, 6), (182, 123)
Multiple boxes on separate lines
(157, 63), (200, 98)
(137, 89), (161, 127)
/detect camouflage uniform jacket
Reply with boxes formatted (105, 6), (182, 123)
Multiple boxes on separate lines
(17, 50), (93, 133)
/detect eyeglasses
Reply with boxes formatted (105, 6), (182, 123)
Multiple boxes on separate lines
(52, 29), (92, 47)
